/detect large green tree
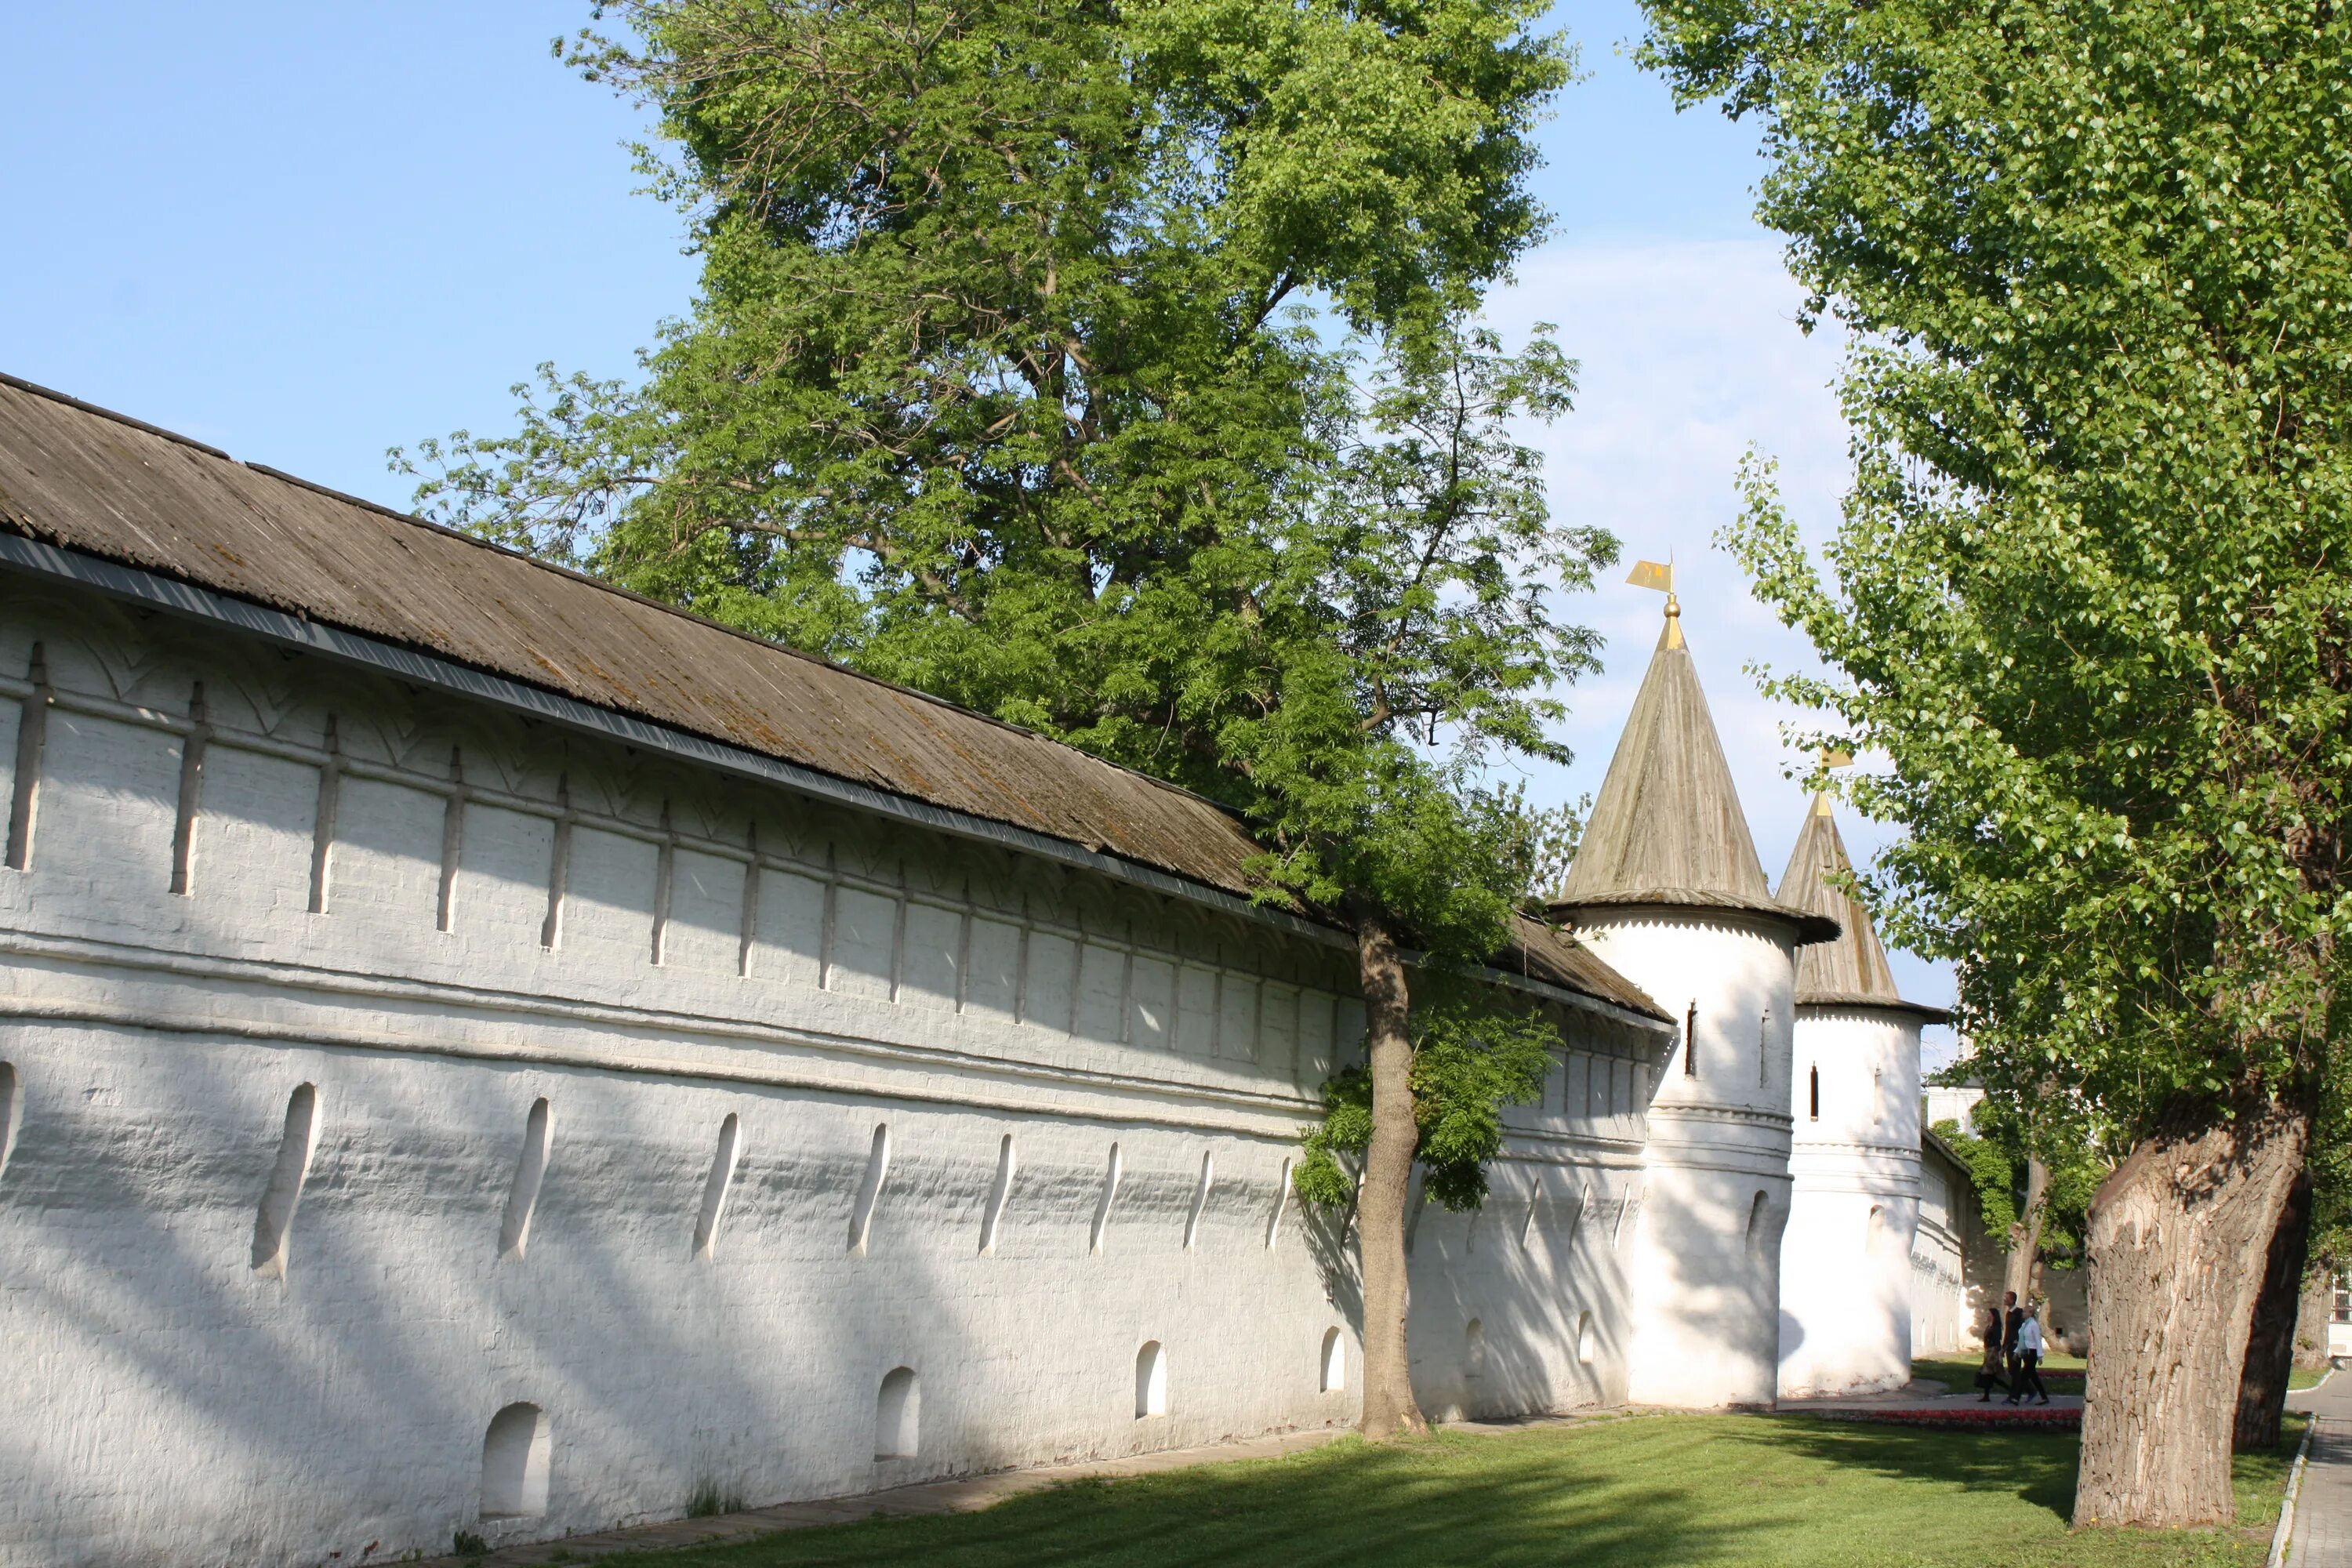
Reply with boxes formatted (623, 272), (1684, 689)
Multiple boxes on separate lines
(403, 0), (1605, 1439)
(1640, 0), (2351, 1526)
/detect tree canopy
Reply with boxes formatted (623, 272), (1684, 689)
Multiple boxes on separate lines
(1640, 0), (2350, 1524)
(403, 0), (1608, 1439)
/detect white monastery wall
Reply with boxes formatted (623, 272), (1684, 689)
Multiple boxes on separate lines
(0, 585), (1661, 1566)
(1566, 912), (1795, 1409)
(1910, 1142), (1974, 1355)
(1778, 1008), (1922, 1397)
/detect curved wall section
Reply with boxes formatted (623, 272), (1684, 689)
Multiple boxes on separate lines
(1778, 1006), (1924, 1398)
(1572, 909), (1797, 1410)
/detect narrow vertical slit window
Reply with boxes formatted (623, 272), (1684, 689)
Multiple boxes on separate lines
(1809, 1064), (1820, 1121)
(848, 1122), (890, 1254)
(1758, 1008), (1770, 1087)
(0, 1061), (21, 1185)
(168, 682), (209, 896)
(437, 747), (465, 933)
(499, 1098), (553, 1260)
(1745, 1190), (1769, 1261)
(1265, 1158), (1291, 1249)
(1683, 1002), (1698, 1077)
(1519, 1172), (1541, 1249)
(735, 822), (761, 977)
(1465, 1318), (1487, 1379)
(978, 1133), (1014, 1255)
(650, 800), (676, 966)
(5, 643), (49, 872)
(1182, 1149), (1213, 1250)
(1089, 1142), (1123, 1255)
(307, 714), (341, 913)
(540, 776), (575, 950)
(691, 1112), (742, 1261)
(250, 1083), (320, 1276)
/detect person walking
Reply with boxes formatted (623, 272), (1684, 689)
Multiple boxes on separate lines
(1975, 1305), (2010, 1401)
(2008, 1305), (2051, 1405)
(2002, 1290), (2026, 1392)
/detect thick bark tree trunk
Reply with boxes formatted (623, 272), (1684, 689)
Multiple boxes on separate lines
(2005, 1156), (2049, 1303)
(2295, 1264), (2337, 1370)
(1352, 911), (1428, 1441)
(2074, 1102), (2311, 1526)
(2235, 1171), (2314, 1451)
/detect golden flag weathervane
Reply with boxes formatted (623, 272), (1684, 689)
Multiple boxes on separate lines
(1626, 557), (1681, 646)
(1815, 746), (1853, 814)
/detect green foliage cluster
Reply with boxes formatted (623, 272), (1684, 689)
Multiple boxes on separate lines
(1639, 0), (2352, 1138)
(401, 0), (1610, 1214)
(1296, 988), (1556, 1210)
(1931, 1115), (2102, 1267)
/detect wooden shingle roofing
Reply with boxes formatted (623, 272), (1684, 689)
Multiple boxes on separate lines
(1550, 605), (1839, 946)
(0, 370), (1666, 1024)
(1777, 795), (1951, 1022)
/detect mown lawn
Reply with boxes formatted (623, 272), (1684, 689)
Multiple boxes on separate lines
(593, 1412), (2300, 1568)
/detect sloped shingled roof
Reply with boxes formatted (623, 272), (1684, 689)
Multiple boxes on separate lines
(0, 371), (1664, 1023)
(1777, 794), (1951, 1022)
(1551, 604), (1838, 945)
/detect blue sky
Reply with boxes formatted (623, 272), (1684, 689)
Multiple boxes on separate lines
(0, 2), (1956, 1055)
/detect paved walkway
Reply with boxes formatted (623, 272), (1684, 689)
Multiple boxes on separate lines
(1784, 1378), (2084, 1421)
(2285, 1370), (2351, 1565)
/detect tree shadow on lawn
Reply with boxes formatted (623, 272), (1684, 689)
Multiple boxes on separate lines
(1737, 1415), (2078, 1520)
(590, 1414), (2294, 1568)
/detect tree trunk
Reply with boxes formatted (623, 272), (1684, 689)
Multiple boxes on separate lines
(2005, 1155), (2049, 1303)
(2295, 1263), (2336, 1370)
(1352, 910), (1428, 1440)
(2074, 1101), (2311, 1526)
(2234, 1171), (2314, 1451)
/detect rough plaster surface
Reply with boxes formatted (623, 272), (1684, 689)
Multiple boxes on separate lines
(0, 586), (1672, 1567)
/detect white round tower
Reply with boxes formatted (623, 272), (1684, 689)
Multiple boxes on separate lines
(1773, 793), (1950, 1397)
(1550, 595), (1838, 1409)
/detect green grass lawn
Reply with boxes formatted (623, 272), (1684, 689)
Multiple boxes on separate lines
(592, 1412), (2300, 1568)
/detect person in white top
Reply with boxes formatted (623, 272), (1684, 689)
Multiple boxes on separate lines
(2008, 1306), (2050, 1405)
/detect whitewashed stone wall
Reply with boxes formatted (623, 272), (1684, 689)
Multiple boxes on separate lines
(0, 584), (1664, 1566)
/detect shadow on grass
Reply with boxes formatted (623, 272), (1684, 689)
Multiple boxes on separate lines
(585, 1414), (2186, 1568)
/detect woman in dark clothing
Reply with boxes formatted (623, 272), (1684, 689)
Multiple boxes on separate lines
(1975, 1307), (2010, 1401)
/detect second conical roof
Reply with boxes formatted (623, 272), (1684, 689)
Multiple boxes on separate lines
(1552, 606), (1838, 944)
(1777, 794), (1950, 1019)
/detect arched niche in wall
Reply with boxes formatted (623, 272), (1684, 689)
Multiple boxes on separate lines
(1465, 1318), (1488, 1380)
(875, 1367), (920, 1460)
(481, 1403), (551, 1519)
(1319, 1327), (1345, 1393)
(1577, 1312), (1597, 1367)
(1134, 1341), (1167, 1418)
(1745, 1190), (1770, 1262)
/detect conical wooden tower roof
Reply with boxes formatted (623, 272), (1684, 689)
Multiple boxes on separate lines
(1776, 794), (1950, 1019)
(1552, 602), (1838, 944)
